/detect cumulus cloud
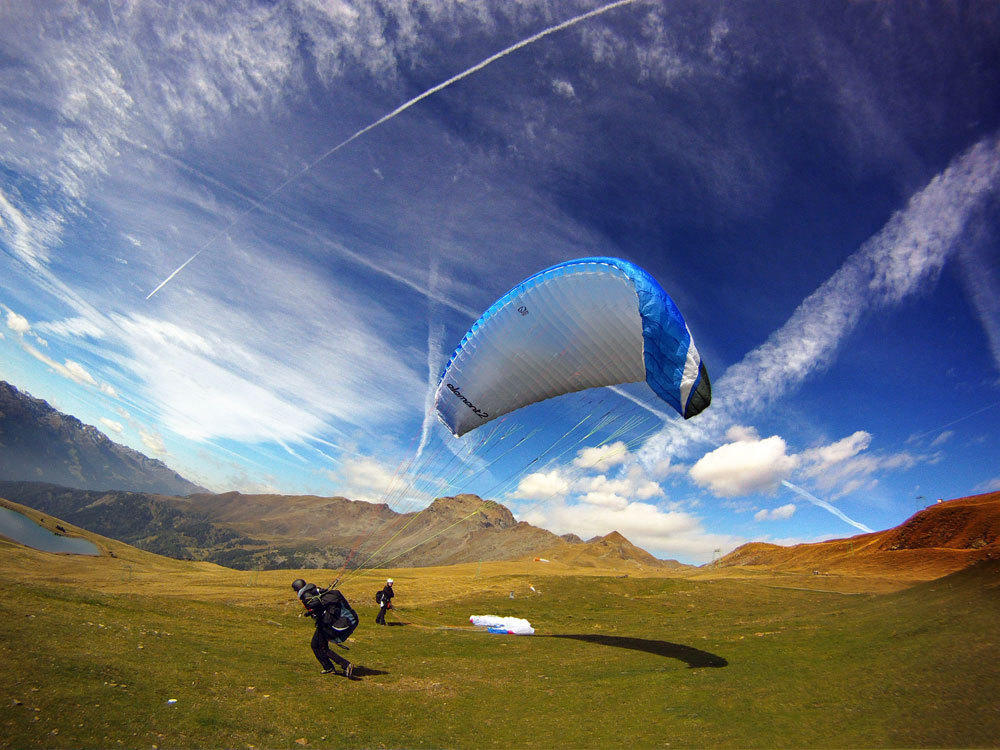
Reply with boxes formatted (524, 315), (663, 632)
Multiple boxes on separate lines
(573, 441), (631, 471)
(690, 428), (927, 503)
(754, 503), (796, 522)
(689, 435), (798, 497)
(581, 467), (663, 501)
(724, 424), (759, 442)
(521, 499), (745, 563)
(5, 307), (31, 335)
(578, 491), (630, 510)
(514, 470), (571, 500)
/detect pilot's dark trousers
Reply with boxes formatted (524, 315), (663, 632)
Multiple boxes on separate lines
(311, 627), (350, 671)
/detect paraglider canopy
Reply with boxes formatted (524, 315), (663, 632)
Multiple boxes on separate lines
(435, 257), (710, 437)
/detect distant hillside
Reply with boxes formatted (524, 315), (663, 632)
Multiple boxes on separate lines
(533, 530), (692, 571)
(0, 482), (661, 570)
(172, 490), (574, 569)
(0, 381), (206, 495)
(714, 491), (1000, 580)
(0, 481), (262, 564)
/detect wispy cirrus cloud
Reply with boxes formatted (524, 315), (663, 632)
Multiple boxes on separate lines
(719, 134), (1000, 416)
(641, 132), (1000, 469)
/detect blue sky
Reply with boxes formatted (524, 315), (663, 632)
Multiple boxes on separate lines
(2, 0), (998, 564)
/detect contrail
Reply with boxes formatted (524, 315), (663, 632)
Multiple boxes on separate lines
(135, 140), (480, 315)
(146, 0), (644, 299)
(415, 258), (448, 463)
(413, 319), (446, 462)
(780, 480), (874, 534)
(146, 249), (205, 299)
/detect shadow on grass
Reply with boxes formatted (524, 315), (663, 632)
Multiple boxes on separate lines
(386, 621), (407, 627)
(350, 666), (388, 679)
(543, 634), (728, 668)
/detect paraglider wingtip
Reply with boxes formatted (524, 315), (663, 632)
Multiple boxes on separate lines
(683, 361), (712, 419)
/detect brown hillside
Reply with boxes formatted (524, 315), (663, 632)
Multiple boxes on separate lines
(171, 490), (570, 568)
(531, 530), (692, 572)
(714, 491), (1000, 582)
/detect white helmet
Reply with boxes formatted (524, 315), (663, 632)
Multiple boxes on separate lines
(386, 578), (394, 585)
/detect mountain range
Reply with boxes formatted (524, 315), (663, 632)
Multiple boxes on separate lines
(0, 379), (684, 569)
(0, 381), (206, 495)
(3, 377), (998, 582)
(0, 481), (675, 571)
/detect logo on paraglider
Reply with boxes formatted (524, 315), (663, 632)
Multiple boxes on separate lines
(447, 383), (489, 419)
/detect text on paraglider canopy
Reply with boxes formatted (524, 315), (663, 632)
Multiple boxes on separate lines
(446, 383), (489, 419)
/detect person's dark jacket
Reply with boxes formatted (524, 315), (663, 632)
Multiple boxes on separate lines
(300, 585), (358, 639)
(378, 584), (394, 607)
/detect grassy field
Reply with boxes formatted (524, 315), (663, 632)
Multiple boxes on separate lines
(1, 519), (999, 748)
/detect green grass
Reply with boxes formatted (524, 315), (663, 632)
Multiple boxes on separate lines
(1, 561), (998, 748)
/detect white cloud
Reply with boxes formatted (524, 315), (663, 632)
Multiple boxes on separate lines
(929, 430), (954, 448)
(724, 424), (759, 442)
(20, 341), (99, 387)
(689, 435), (798, 497)
(34, 316), (105, 339)
(973, 476), (1000, 493)
(552, 78), (576, 98)
(580, 467), (663, 502)
(573, 441), (631, 471)
(754, 503), (796, 522)
(956, 233), (1000, 373)
(514, 470), (571, 500)
(5, 307), (31, 335)
(331, 455), (434, 506)
(99, 417), (124, 434)
(62, 360), (97, 386)
(800, 431), (872, 474)
(105, 276), (424, 442)
(0, 187), (64, 270)
(690, 429), (925, 503)
(522, 498), (745, 564)
(806, 450), (920, 498)
(578, 490), (630, 510)
(640, 135), (1000, 472)
(139, 429), (167, 456)
(721, 136), (1000, 417)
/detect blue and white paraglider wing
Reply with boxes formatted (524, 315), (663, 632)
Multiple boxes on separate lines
(434, 257), (711, 437)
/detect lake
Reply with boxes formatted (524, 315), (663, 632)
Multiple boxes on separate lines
(0, 506), (100, 555)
